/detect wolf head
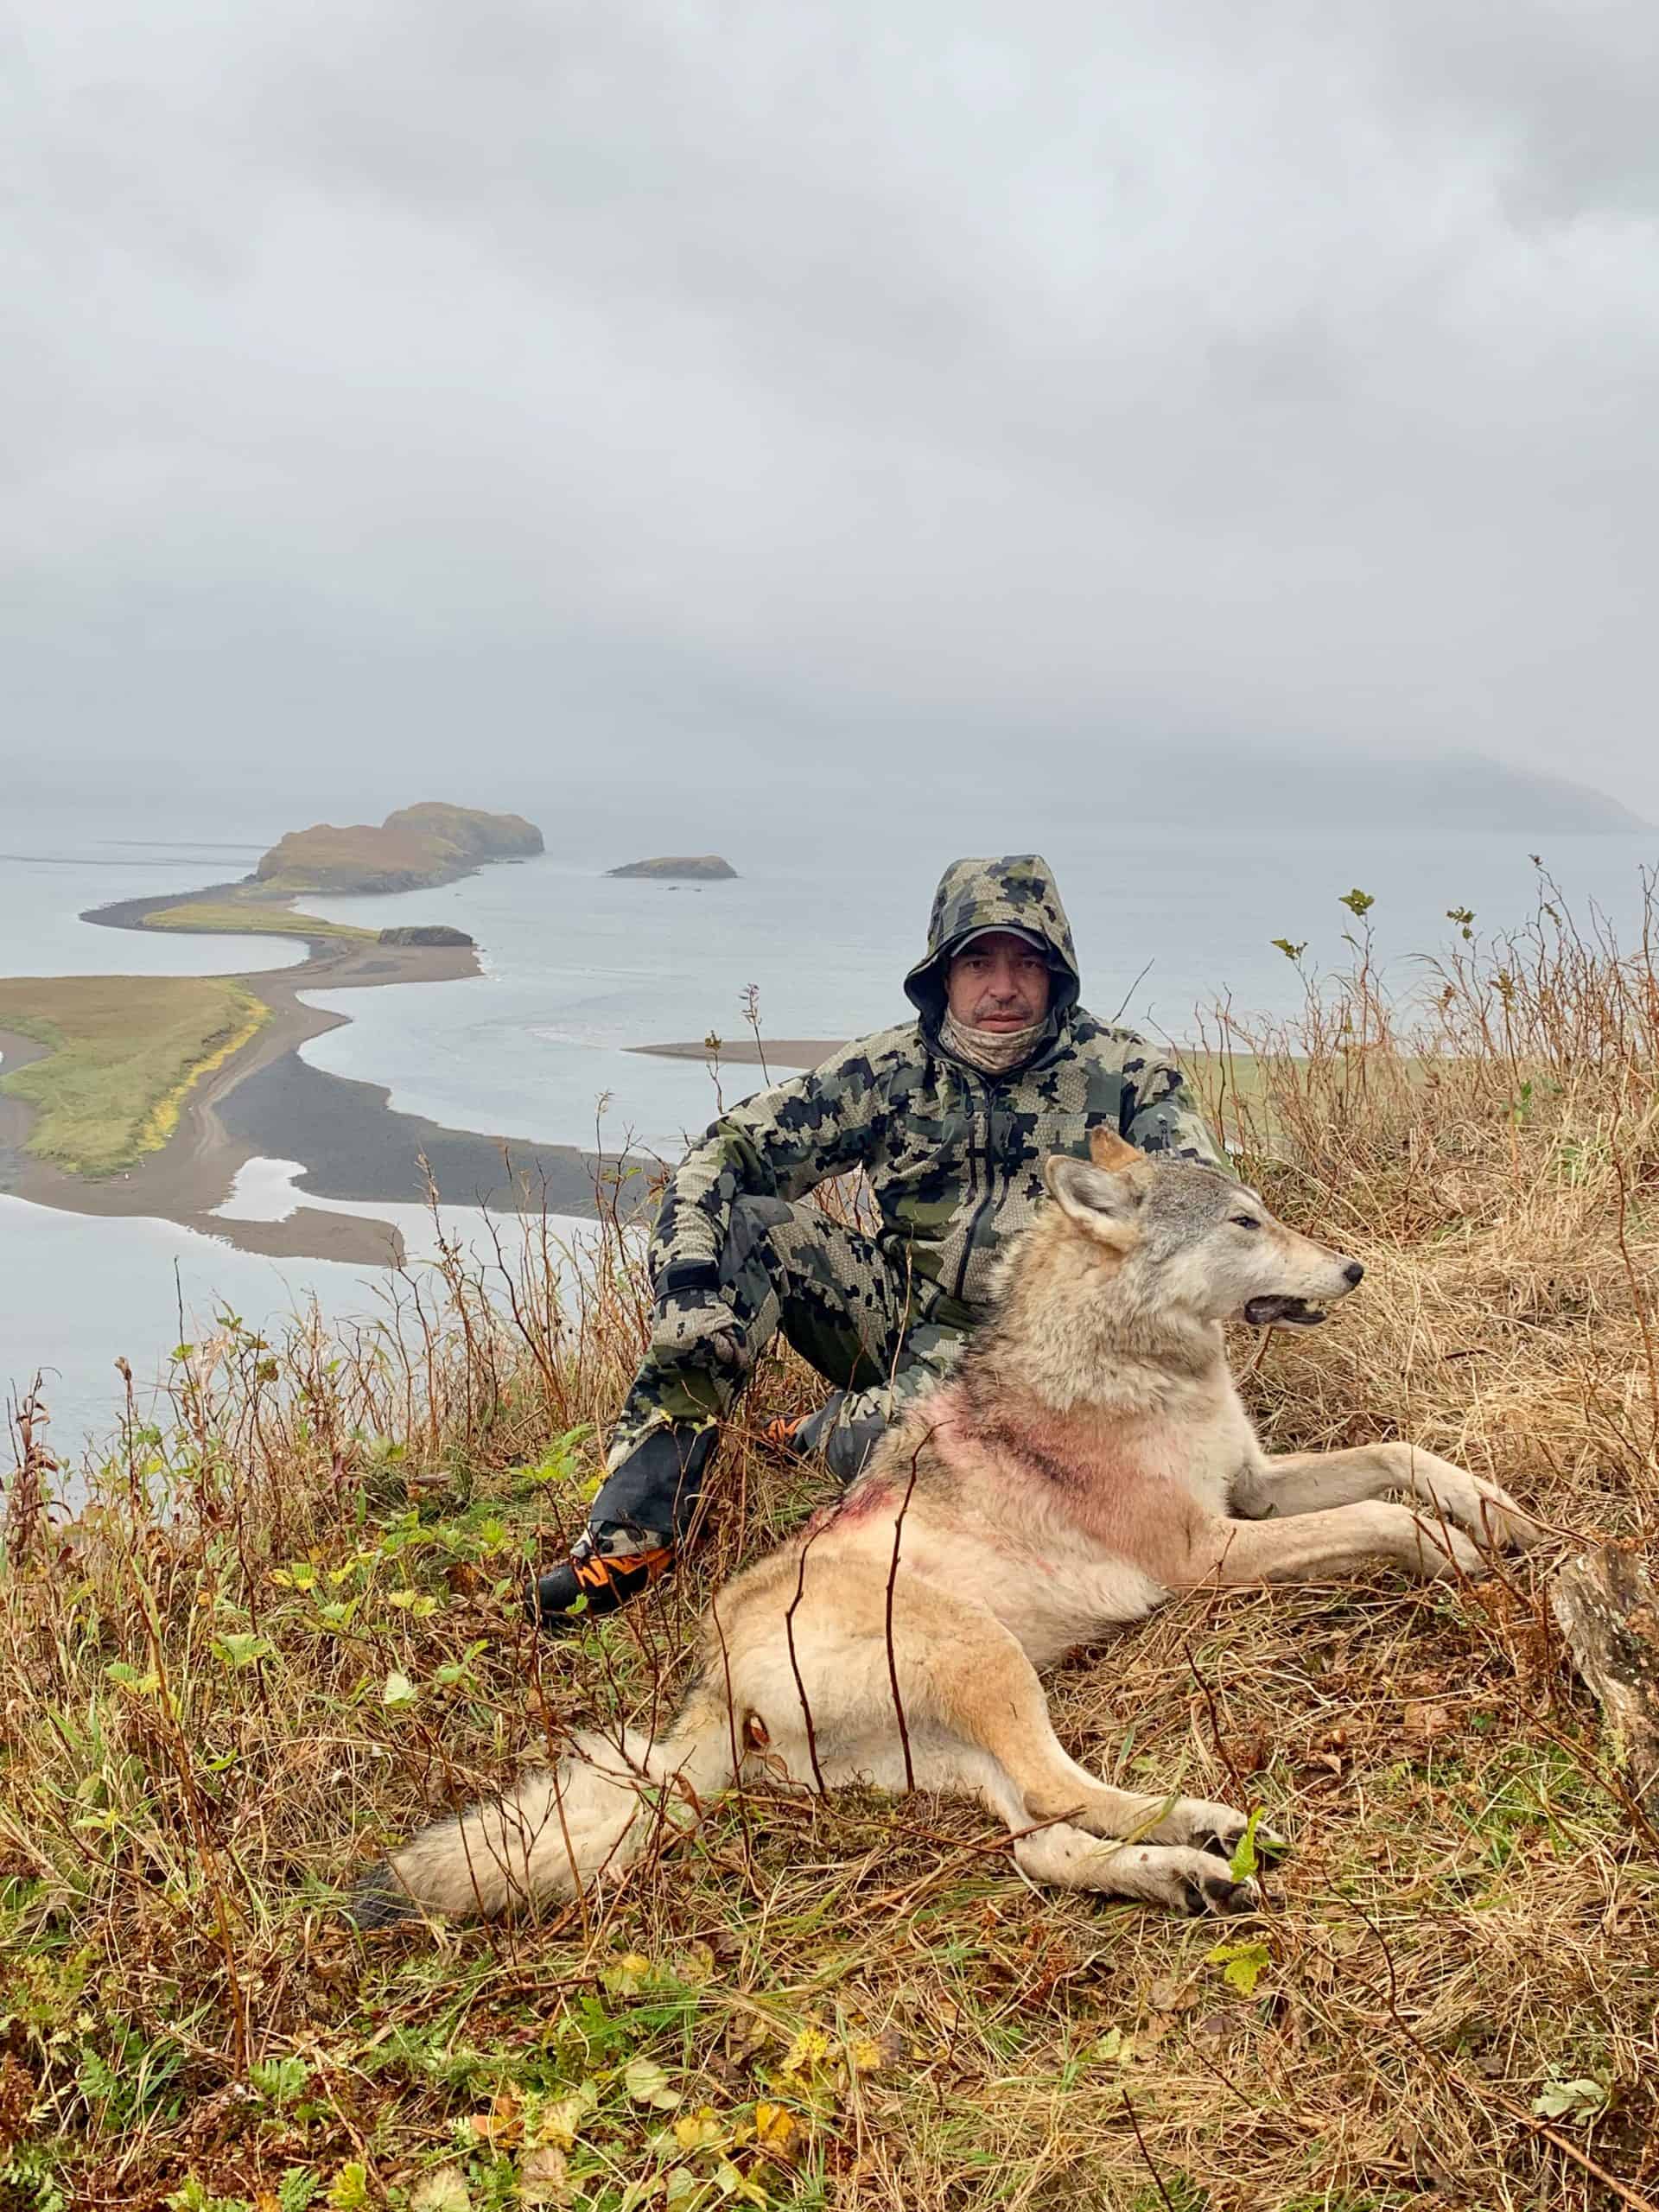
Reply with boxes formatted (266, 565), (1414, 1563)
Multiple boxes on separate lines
(1039, 1128), (1363, 1332)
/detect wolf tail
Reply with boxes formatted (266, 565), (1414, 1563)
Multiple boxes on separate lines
(348, 1682), (736, 1925)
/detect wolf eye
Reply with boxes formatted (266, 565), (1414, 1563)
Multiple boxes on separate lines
(1230, 1214), (1262, 1230)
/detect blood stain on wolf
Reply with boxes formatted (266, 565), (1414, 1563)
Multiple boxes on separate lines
(804, 1479), (894, 1539)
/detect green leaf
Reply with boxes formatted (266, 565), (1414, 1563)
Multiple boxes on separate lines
(1533, 2077), (1608, 2123)
(409, 2170), (471, 2212)
(601, 1952), (655, 1995)
(381, 1669), (418, 1709)
(1205, 1939), (1270, 1997)
(713, 2163), (767, 2206)
(1228, 1808), (1263, 1882)
(276, 2172), (320, 2212)
(250, 2056), (309, 2106)
(624, 2056), (682, 2109)
(1338, 887), (1375, 918)
(212, 1633), (274, 1672)
(327, 2164), (369, 2212)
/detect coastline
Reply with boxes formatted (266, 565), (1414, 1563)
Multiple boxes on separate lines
(0, 883), (638, 1265)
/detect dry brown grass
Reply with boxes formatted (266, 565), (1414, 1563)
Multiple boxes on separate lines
(3, 879), (1658, 2212)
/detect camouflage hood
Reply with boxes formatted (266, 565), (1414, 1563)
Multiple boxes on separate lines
(904, 854), (1082, 1035)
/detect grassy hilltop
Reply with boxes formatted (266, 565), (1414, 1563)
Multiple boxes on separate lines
(257, 804), (543, 896)
(2, 887), (1658, 2209)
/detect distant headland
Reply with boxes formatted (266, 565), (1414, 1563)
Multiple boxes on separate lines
(257, 802), (544, 896)
(607, 854), (737, 880)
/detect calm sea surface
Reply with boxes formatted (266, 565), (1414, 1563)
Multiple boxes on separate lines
(3, 804), (1656, 1455)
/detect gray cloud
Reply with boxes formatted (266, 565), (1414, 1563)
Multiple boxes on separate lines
(4, 0), (1657, 812)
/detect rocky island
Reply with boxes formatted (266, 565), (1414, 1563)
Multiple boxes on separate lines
(256, 802), (543, 895)
(607, 854), (737, 880)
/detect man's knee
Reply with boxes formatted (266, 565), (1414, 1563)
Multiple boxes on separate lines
(726, 1194), (798, 1274)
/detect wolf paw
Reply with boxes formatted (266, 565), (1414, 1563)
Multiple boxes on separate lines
(1399, 1449), (1548, 1556)
(1174, 1799), (1287, 1866)
(1453, 1478), (1548, 1555)
(1177, 1862), (1262, 1917)
(1120, 1845), (1262, 1916)
(1409, 1516), (1490, 1579)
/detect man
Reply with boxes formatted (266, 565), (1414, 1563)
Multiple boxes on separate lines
(531, 853), (1222, 1626)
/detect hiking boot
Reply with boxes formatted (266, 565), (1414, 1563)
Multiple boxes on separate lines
(527, 1424), (717, 1631)
(527, 1535), (676, 1630)
(759, 1413), (810, 1459)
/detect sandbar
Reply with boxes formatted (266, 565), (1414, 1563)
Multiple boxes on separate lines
(0, 890), (639, 1266)
(631, 1039), (846, 1070)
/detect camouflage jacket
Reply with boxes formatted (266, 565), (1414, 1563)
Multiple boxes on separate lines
(652, 855), (1223, 1324)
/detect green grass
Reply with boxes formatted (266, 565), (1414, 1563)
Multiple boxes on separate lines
(143, 899), (378, 944)
(0, 973), (269, 1174)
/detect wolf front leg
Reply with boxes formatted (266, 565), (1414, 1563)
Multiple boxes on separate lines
(1230, 1442), (1545, 1554)
(1180, 1498), (1490, 1585)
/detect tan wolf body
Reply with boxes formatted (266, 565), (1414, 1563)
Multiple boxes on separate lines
(354, 1131), (1543, 1926)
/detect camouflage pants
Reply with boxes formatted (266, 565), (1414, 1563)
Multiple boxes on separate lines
(590, 1196), (969, 1552)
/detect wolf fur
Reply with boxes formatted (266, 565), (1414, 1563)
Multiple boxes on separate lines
(353, 1130), (1543, 1927)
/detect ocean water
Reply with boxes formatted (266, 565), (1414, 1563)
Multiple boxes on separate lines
(296, 823), (1659, 1162)
(0, 849), (308, 978)
(0, 1185), (599, 1470)
(3, 808), (1656, 1453)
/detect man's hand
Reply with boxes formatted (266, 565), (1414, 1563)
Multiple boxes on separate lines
(649, 1287), (746, 1370)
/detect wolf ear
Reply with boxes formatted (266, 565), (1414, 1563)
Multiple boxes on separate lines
(1043, 1154), (1142, 1249)
(1088, 1126), (1141, 1173)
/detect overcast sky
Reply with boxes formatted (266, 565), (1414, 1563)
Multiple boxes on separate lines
(4, 0), (1658, 819)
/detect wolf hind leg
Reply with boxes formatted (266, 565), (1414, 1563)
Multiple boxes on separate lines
(1012, 1822), (1261, 1916)
(780, 1570), (1258, 1858)
(820, 1739), (1260, 1917)
(894, 1591), (1256, 1851)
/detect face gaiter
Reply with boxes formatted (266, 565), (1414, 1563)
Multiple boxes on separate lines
(938, 1007), (1049, 1076)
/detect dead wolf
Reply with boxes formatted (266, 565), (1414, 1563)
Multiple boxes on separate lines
(354, 1130), (1542, 1925)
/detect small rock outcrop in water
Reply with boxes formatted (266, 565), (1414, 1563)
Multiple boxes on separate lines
(607, 855), (738, 880)
(378, 925), (476, 948)
(256, 804), (543, 895)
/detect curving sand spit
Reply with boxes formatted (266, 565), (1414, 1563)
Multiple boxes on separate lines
(0, 895), (636, 1266)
